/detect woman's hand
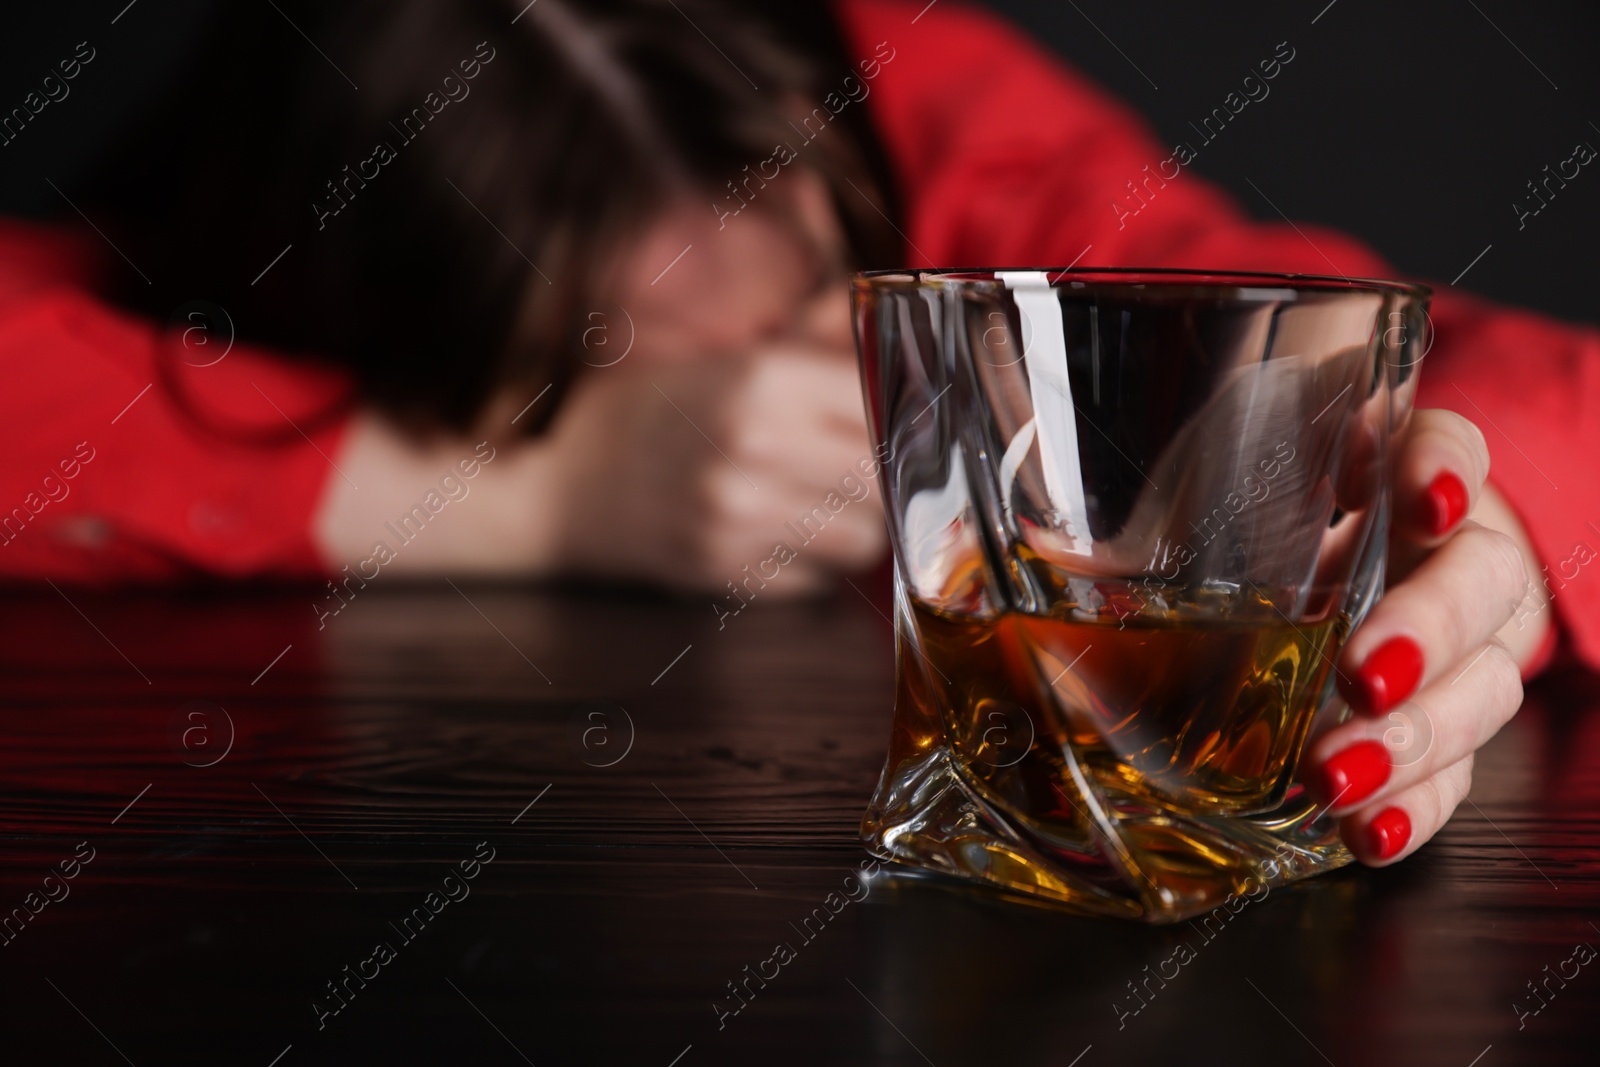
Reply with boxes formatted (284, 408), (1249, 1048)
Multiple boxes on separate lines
(538, 338), (886, 595)
(316, 339), (884, 593)
(1302, 409), (1547, 865)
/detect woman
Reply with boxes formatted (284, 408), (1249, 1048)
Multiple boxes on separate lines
(1, 0), (1593, 869)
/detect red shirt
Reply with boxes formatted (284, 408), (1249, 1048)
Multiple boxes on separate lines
(2, 1), (1594, 669)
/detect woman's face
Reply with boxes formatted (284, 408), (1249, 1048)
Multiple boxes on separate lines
(480, 168), (854, 433)
(602, 167), (853, 363)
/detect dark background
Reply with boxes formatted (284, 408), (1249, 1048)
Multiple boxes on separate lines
(1, 0), (1595, 324)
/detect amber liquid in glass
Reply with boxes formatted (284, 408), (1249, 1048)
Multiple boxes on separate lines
(914, 595), (1340, 810)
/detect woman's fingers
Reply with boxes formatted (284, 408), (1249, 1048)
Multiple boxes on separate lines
(1392, 407), (1490, 547)
(693, 345), (885, 586)
(1338, 754), (1474, 866)
(1334, 520), (1528, 716)
(722, 345), (871, 449)
(1299, 407), (1543, 866)
(1307, 638), (1522, 814)
(1333, 411), (1505, 720)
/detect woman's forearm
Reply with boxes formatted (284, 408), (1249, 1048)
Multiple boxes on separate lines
(313, 411), (562, 578)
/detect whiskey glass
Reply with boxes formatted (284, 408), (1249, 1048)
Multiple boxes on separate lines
(852, 268), (1428, 922)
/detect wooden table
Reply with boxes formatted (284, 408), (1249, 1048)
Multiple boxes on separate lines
(2, 581), (1596, 1065)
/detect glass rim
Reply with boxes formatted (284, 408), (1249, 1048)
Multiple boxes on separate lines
(851, 266), (1430, 299)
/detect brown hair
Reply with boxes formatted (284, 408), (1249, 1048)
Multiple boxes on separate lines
(93, 0), (902, 435)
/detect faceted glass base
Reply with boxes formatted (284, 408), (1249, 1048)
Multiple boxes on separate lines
(863, 746), (1353, 923)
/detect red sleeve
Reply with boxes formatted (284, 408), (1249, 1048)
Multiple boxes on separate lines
(839, 0), (1600, 673)
(0, 219), (351, 584)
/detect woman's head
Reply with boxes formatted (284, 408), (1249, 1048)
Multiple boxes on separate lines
(97, 0), (901, 434)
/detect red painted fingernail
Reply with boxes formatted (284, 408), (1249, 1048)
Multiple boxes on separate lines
(1356, 636), (1424, 716)
(1312, 739), (1392, 809)
(1366, 806), (1412, 862)
(1424, 471), (1470, 537)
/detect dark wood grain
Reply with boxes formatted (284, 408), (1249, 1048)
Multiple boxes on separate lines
(2, 581), (1597, 1066)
